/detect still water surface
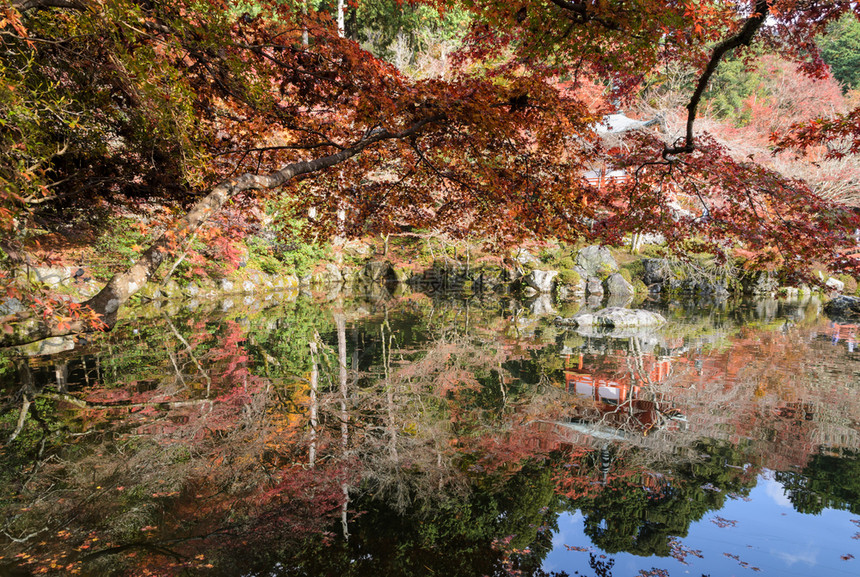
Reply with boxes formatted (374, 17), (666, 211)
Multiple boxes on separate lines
(0, 293), (857, 576)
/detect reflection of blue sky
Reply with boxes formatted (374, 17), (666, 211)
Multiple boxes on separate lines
(763, 476), (792, 508)
(543, 473), (858, 576)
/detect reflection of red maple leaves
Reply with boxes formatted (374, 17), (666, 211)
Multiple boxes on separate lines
(841, 553), (855, 561)
(723, 552), (760, 571)
(636, 569), (669, 577)
(711, 516), (738, 528)
(668, 538), (703, 564)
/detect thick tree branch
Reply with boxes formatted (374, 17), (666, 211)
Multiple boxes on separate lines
(10, 0), (89, 12)
(547, 0), (622, 30)
(663, 0), (770, 158)
(0, 115), (443, 349)
(83, 115), (442, 326)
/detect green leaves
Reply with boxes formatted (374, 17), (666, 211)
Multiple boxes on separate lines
(818, 13), (860, 92)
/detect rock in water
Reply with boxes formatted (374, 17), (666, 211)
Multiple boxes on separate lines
(555, 307), (667, 328)
(586, 277), (604, 296)
(824, 295), (860, 320)
(363, 260), (394, 282)
(524, 269), (558, 293)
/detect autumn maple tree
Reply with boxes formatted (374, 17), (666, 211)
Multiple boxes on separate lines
(1, 0), (859, 344)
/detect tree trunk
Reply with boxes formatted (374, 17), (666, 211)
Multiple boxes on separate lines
(308, 341), (318, 467)
(337, 0), (345, 37)
(335, 310), (350, 541)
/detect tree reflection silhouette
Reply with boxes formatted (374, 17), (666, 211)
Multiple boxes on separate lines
(775, 450), (860, 515)
(572, 441), (756, 557)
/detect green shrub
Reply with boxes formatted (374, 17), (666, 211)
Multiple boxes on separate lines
(256, 255), (282, 275)
(558, 269), (582, 285)
(539, 247), (558, 264)
(622, 259), (645, 280)
(619, 268), (632, 282)
(244, 236), (285, 276)
(596, 262), (614, 280)
(633, 279), (648, 294)
(639, 244), (666, 258)
(558, 256), (575, 269)
(837, 274), (858, 294)
(265, 219), (332, 275)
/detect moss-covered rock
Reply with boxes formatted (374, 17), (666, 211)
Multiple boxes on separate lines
(576, 245), (618, 278)
(392, 267), (411, 283)
(606, 272), (634, 297)
(596, 262), (615, 280)
(138, 282), (162, 302)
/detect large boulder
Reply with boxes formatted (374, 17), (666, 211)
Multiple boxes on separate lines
(524, 269), (558, 293)
(362, 260), (395, 282)
(642, 258), (671, 285)
(575, 245), (618, 278)
(586, 277), (604, 296)
(555, 307), (667, 329)
(29, 266), (74, 288)
(824, 295), (860, 320)
(513, 249), (541, 267)
(342, 239), (372, 259)
(0, 297), (24, 315)
(606, 294), (634, 309)
(825, 277), (845, 293)
(326, 263), (344, 282)
(19, 335), (76, 356)
(556, 267), (586, 299)
(605, 273), (634, 297)
(159, 279), (182, 298)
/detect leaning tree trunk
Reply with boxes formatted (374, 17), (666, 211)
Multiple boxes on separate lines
(0, 117), (442, 348)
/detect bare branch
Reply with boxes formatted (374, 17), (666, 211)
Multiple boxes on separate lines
(663, 0), (770, 158)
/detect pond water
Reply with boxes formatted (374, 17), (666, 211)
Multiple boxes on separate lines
(0, 292), (858, 576)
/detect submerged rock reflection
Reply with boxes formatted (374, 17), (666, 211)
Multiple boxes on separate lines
(0, 294), (857, 576)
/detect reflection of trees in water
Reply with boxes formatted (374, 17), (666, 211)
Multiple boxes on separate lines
(283, 460), (567, 577)
(559, 311), (860, 476)
(775, 450), (860, 515)
(1, 296), (859, 574)
(0, 298), (569, 575)
(563, 441), (757, 558)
